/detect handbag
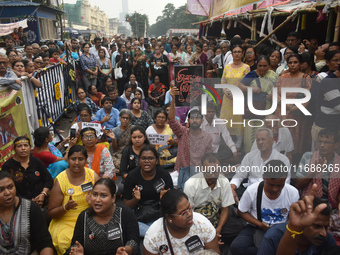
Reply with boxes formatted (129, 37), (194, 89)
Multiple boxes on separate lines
(244, 79), (267, 119)
(135, 200), (161, 223)
(114, 64), (123, 79)
(195, 202), (220, 228)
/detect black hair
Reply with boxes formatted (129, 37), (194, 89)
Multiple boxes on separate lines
(269, 49), (282, 62)
(0, 171), (14, 181)
(76, 87), (86, 95)
(144, 43), (150, 49)
(257, 55), (270, 65)
(13, 136), (31, 149)
(76, 103), (90, 115)
(201, 153), (219, 165)
(24, 44), (32, 49)
(131, 97), (141, 105)
(284, 46), (299, 55)
(33, 127), (50, 147)
(82, 42), (91, 49)
(124, 83), (133, 91)
(6, 49), (17, 57)
(255, 43), (268, 56)
(107, 86), (117, 93)
(130, 125), (149, 145)
(325, 50), (340, 62)
(140, 144), (160, 165)
(94, 37), (101, 43)
(287, 31), (301, 40)
(318, 129), (340, 143)
(231, 44), (243, 52)
(263, 160), (288, 179)
(207, 101), (217, 112)
(161, 189), (188, 217)
(188, 109), (203, 119)
(12, 60), (24, 69)
(80, 127), (97, 139)
(39, 52), (49, 59)
(4, 35), (14, 42)
(21, 59), (30, 68)
(153, 109), (168, 121)
(196, 43), (203, 50)
(163, 103), (171, 110)
(93, 178), (116, 197)
(104, 76), (113, 84)
(230, 37), (242, 47)
(287, 53), (302, 64)
(88, 84), (97, 95)
(68, 145), (88, 159)
(50, 48), (60, 56)
(101, 96), (113, 106)
(313, 197), (332, 216)
(301, 52), (314, 67)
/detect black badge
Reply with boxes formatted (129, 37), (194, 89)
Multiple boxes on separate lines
(107, 223), (122, 240)
(153, 178), (165, 193)
(80, 182), (93, 192)
(185, 235), (203, 253)
(159, 244), (168, 253)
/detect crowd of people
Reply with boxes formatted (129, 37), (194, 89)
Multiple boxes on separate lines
(1, 27), (340, 255)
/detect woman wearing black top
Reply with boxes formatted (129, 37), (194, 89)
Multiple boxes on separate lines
(2, 136), (53, 207)
(123, 144), (173, 237)
(69, 178), (139, 255)
(150, 46), (169, 88)
(120, 126), (149, 179)
(116, 44), (131, 96)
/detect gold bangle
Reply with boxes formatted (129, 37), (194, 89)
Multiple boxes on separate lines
(286, 224), (303, 238)
(63, 204), (69, 212)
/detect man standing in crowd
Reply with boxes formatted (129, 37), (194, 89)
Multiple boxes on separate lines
(296, 129), (340, 209)
(0, 35), (15, 54)
(0, 53), (21, 90)
(230, 160), (299, 255)
(90, 37), (109, 59)
(32, 43), (40, 56)
(161, 35), (171, 53)
(23, 44), (33, 61)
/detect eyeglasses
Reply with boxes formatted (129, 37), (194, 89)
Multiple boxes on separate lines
(80, 114), (90, 118)
(0, 61), (7, 66)
(246, 52), (254, 55)
(140, 156), (156, 162)
(171, 203), (194, 218)
(83, 135), (96, 140)
(8, 55), (17, 58)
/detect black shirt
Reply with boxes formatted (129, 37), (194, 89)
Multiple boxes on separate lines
(123, 166), (173, 204)
(120, 145), (139, 177)
(2, 156), (53, 199)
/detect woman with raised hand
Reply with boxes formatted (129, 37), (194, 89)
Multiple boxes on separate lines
(69, 178), (139, 255)
(48, 145), (100, 255)
(123, 144), (173, 237)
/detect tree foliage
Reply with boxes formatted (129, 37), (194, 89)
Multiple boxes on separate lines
(148, 4), (205, 37)
(126, 13), (149, 38)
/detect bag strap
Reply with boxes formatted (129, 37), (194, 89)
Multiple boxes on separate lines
(163, 218), (175, 255)
(256, 181), (265, 222)
(221, 54), (224, 69)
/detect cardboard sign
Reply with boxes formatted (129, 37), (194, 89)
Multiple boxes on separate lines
(147, 134), (169, 145)
(174, 65), (204, 107)
(82, 122), (103, 137)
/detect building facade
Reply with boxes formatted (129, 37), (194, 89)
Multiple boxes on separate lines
(64, 0), (109, 36)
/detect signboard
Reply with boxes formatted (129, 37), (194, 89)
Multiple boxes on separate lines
(147, 134), (169, 145)
(0, 19), (28, 36)
(186, 0), (211, 16)
(82, 122), (103, 137)
(0, 89), (31, 169)
(174, 65), (204, 107)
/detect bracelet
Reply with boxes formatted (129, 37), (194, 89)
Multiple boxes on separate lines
(41, 191), (48, 197)
(63, 204), (69, 212)
(286, 224), (303, 238)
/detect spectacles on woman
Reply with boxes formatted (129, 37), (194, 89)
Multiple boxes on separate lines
(83, 135), (96, 140)
(171, 203), (194, 218)
(140, 156), (156, 162)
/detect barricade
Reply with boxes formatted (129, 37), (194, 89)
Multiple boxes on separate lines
(33, 63), (73, 139)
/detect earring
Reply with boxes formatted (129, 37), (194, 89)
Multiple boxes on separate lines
(169, 219), (172, 223)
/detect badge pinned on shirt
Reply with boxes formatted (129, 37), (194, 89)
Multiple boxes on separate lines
(107, 223), (122, 240)
(130, 155), (135, 160)
(280, 208), (288, 215)
(159, 244), (168, 253)
(185, 235), (203, 253)
(67, 188), (75, 196)
(35, 171), (40, 177)
(80, 182), (93, 192)
(153, 178), (165, 193)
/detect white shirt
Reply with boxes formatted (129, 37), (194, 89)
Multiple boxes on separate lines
(200, 117), (237, 153)
(250, 127), (294, 156)
(89, 46), (110, 59)
(184, 172), (235, 209)
(224, 51), (233, 65)
(230, 149), (291, 188)
(238, 182), (299, 226)
(144, 212), (216, 255)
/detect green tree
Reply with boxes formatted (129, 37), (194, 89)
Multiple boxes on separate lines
(148, 5), (205, 37)
(126, 12), (149, 38)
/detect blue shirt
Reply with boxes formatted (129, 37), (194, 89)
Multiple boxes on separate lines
(164, 43), (171, 53)
(94, 107), (121, 130)
(258, 223), (336, 255)
(164, 90), (172, 104)
(113, 97), (127, 111)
